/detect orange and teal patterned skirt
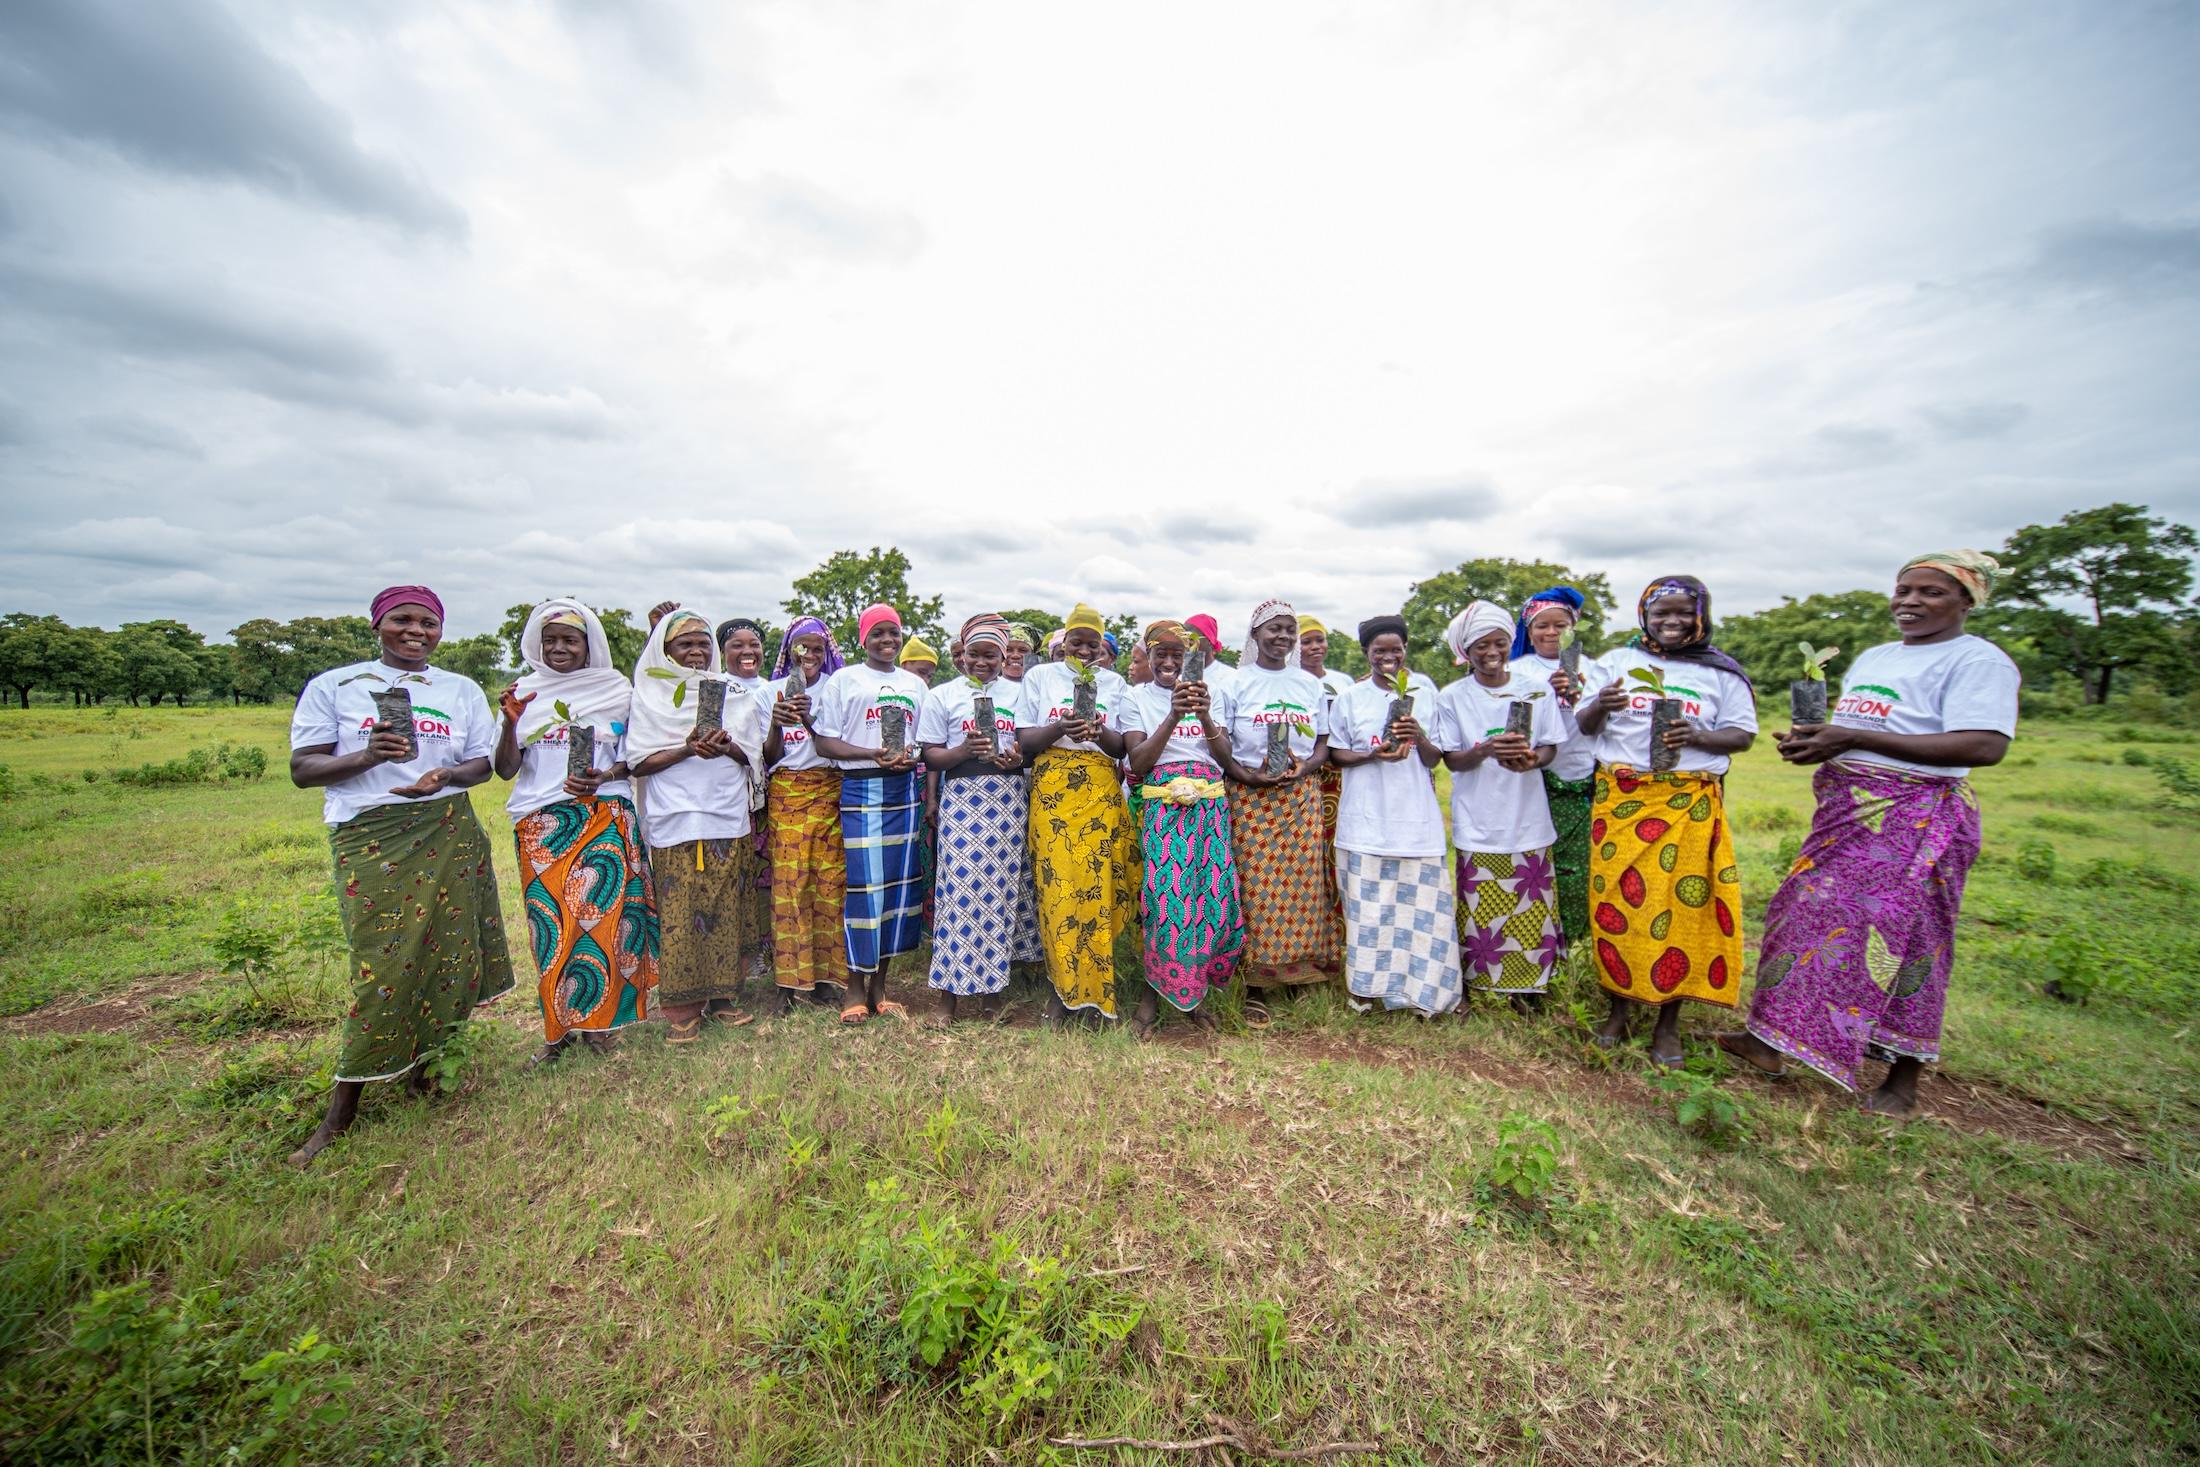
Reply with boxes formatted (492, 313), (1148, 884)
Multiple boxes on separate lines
(517, 795), (657, 1042)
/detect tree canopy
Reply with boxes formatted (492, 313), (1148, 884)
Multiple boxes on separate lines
(1710, 591), (1895, 688)
(784, 547), (948, 655)
(1399, 559), (1617, 685)
(1998, 503), (2199, 703)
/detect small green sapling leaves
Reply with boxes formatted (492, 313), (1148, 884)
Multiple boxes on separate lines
(1797, 642), (1840, 681)
(1626, 665), (1668, 699)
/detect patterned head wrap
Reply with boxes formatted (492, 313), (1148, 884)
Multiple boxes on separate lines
(1442, 601), (1513, 665)
(370, 584), (443, 625)
(661, 610), (711, 642)
(543, 608), (587, 630)
(899, 636), (938, 669)
(1242, 599), (1297, 665)
(715, 616), (763, 649)
(1900, 550), (2000, 608)
(1633, 575), (1754, 688)
(1511, 586), (1585, 659)
(770, 615), (845, 683)
(1005, 621), (1039, 651)
(959, 613), (1011, 655)
(1045, 629), (1066, 656)
(1143, 618), (1189, 648)
(1064, 602), (1105, 634)
(1357, 614), (1408, 651)
(857, 603), (901, 647)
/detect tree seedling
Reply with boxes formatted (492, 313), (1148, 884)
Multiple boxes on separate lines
(1628, 666), (1683, 772)
(1382, 665), (1414, 751)
(1790, 641), (1839, 726)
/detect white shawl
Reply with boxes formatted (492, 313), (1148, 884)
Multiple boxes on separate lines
(510, 599), (633, 746)
(628, 609), (768, 808)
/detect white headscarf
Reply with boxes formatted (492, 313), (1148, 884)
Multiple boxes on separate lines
(628, 609), (768, 805)
(1242, 598), (1297, 666)
(1443, 600), (1514, 665)
(510, 599), (633, 746)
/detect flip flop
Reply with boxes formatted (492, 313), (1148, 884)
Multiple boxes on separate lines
(875, 1000), (911, 1020)
(665, 1019), (704, 1046)
(1590, 1031), (1626, 1052)
(838, 1005), (870, 1026)
(1242, 999), (1271, 1028)
(1715, 1031), (1786, 1076)
(1648, 1048), (1686, 1070)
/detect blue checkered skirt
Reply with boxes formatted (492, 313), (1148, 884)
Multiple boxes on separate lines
(926, 773), (1027, 995)
(1337, 848), (1462, 1016)
(840, 771), (925, 973)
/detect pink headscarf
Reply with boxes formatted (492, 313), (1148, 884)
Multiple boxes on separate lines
(370, 585), (444, 625)
(1184, 613), (1223, 652)
(857, 603), (902, 646)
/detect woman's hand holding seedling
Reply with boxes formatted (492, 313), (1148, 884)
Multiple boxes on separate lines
(562, 765), (609, 798)
(1169, 683), (1207, 721)
(772, 692), (809, 728)
(1489, 731), (1539, 771)
(1383, 713), (1424, 760)
(873, 744), (917, 772)
(687, 727), (734, 759)
(1774, 722), (1860, 765)
(366, 724), (415, 765)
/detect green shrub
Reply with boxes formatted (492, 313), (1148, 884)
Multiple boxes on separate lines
(2013, 840), (2057, 882)
(1653, 1066), (1751, 1147)
(1485, 1114), (1563, 1203)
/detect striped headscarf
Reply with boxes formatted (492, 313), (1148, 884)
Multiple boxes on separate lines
(960, 613), (1011, 655)
(1241, 598), (1297, 665)
(1900, 550), (2001, 608)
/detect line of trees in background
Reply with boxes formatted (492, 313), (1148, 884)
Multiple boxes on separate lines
(2, 504), (2191, 713)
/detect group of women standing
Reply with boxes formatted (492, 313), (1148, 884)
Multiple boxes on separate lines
(284, 551), (2018, 1163)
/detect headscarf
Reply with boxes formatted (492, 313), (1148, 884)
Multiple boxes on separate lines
(1241, 599), (1297, 665)
(857, 603), (901, 647)
(1443, 601), (1514, 665)
(1184, 613), (1223, 653)
(1064, 602), (1105, 634)
(960, 613), (1011, 655)
(716, 616), (764, 650)
(511, 598), (633, 747)
(1510, 586), (1585, 659)
(899, 636), (939, 669)
(1005, 621), (1039, 651)
(1045, 629), (1066, 659)
(629, 606), (767, 804)
(1102, 632), (1119, 657)
(1357, 614), (1408, 651)
(770, 615), (844, 683)
(1298, 614), (1328, 639)
(1900, 550), (2000, 608)
(370, 584), (443, 625)
(1632, 575), (1754, 688)
(1143, 618), (1189, 648)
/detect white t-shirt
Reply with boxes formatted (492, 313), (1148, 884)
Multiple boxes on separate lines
(640, 744), (753, 846)
(1312, 667), (1355, 714)
(506, 724), (633, 821)
(1433, 671), (1565, 853)
(1013, 661), (1142, 753)
(290, 661), (494, 827)
(809, 661), (931, 771)
(763, 674), (826, 773)
(1329, 681), (1446, 858)
(1509, 652), (1595, 782)
(1127, 682), (1228, 771)
(1832, 635), (2020, 779)
(1220, 662), (1329, 767)
(727, 672), (768, 697)
(918, 677), (1020, 757)
(1579, 646), (1759, 776)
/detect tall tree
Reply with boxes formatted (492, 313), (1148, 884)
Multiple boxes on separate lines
(227, 615), (378, 699)
(113, 620), (210, 706)
(437, 633), (510, 698)
(0, 613), (75, 708)
(1399, 559), (1617, 686)
(783, 547), (947, 654)
(1999, 503), (2199, 703)
(1711, 590), (1896, 688)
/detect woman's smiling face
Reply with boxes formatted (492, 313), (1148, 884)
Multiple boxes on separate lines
(1467, 629), (1510, 680)
(721, 627), (764, 677)
(1644, 591), (1697, 650)
(1367, 632), (1407, 679)
(1255, 615), (1297, 668)
(540, 622), (588, 673)
(667, 626), (713, 671)
(790, 634), (827, 675)
(1527, 606), (1574, 658)
(376, 604), (442, 665)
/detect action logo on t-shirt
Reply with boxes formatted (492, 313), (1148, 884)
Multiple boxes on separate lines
(864, 690), (922, 723)
(1249, 698), (1316, 734)
(354, 704), (456, 743)
(1622, 683), (1706, 718)
(1834, 682), (1901, 726)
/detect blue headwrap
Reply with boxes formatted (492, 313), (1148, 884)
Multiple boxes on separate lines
(1511, 586), (1585, 658)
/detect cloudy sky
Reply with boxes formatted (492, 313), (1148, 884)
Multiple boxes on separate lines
(3, 0), (2196, 644)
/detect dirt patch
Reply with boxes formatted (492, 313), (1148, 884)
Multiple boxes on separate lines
(1, 974), (203, 1038)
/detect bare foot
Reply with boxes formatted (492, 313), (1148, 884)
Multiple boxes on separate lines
(1715, 1032), (1787, 1076)
(1862, 1087), (1919, 1118)
(287, 1124), (343, 1168)
(1593, 1000), (1632, 1051)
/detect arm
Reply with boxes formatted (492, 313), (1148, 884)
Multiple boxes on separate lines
(491, 685), (530, 780)
(1775, 725), (2008, 769)
(290, 739), (404, 789)
(632, 729), (710, 777)
(1575, 680), (1626, 735)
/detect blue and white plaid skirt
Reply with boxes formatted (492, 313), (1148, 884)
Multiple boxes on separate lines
(840, 770), (925, 973)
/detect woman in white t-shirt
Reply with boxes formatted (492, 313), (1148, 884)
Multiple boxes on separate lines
(1435, 601), (1565, 1002)
(1329, 614), (1461, 1018)
(1297, 614), (1357, 931)
(285, 585), (514, 1166)
(1219, 600), (1339, 1021)
(809, 603), (931, 1024)
(1574, 577), (1758, 1066)
(1722, 551), (2018, 1117)
(1505, 586), (1595, 953)
(1124, 619), (1246, 1034)
(916, 615), (1028, 1022)
(763, 617), (852, 1007)
(1015, 604), (1145, 1024)
(629, 610), (769, 1042)
(492, 599), (657, 1064)
(716, 616), (778, 989)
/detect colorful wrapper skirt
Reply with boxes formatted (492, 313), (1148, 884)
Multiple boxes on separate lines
(744, 804), (775, 979)
(517, 795), (656, 1043)
(1456, 847), (1564, 994)
(926, 772), (1028, 997)
(1229, 774), (1342, 987)
(768, 767), (847, 992)
(1010, 773), (1045, 967)
(1746, 760), (1981, 1088)
(841, 770), (925, 973)
(1318, 764), (1344, 918)
(1138, 761), (1245, 1010)
(331, 795), (515, 1083)
(1339, 849), (1462, 1015)
(1542, 769), (1595, 947)
(1030, 748), (1136, 1017)
(650, 831), (769, 1021)
(1588, 764), (1744, 1008)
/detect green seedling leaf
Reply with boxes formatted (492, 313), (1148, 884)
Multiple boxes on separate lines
(553, 699), (572, 722)
(644, 667), (681, 680)
(1797, 642), (1840, 682)
(520, 725), (553, 746)
(672, 681), (688, 708)
(1626, 665), (1668, 698)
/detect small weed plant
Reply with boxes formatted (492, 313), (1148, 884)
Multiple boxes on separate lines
(1485, 1114), (1563, 1204)
(1653, 1065), (1752, 1147)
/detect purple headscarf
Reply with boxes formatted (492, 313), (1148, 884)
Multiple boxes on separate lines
(370, 585), (443, 625)
(771, 615), (845, 682)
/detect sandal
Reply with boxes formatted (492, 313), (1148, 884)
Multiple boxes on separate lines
(875, 1000), (910, 1021)
(1242, 998), (1271, 1029)
(839, 1005), (871, 1026)
(714, 1009), (756, 1028)
(529, 1039), (567, 1066)
(665, 1018), (704, 1046)
(1715, 1031), (1786, 1077)
(1648, 1047), (1686, 1070)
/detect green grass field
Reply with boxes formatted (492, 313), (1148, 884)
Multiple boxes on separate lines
(2, 705), (2196, 1464)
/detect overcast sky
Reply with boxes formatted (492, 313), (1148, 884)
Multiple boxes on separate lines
(3, 0), (2196, 645)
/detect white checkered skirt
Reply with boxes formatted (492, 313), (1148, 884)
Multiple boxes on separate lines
(1337, 847), (1462, 1016)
